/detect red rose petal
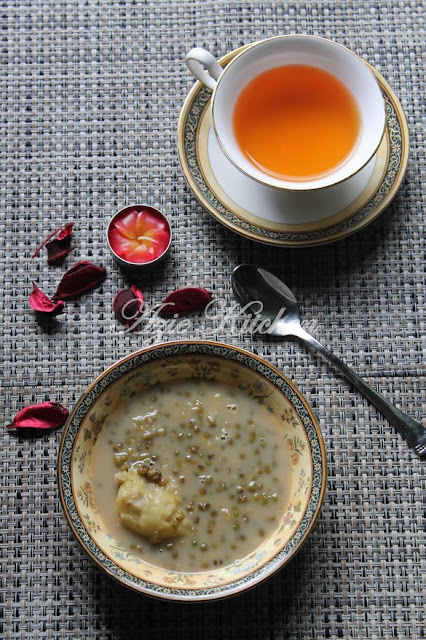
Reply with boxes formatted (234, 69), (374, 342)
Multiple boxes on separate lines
(32, 223), (74, 259)
(7, 401), (69, 430)
(56, 223), (74, 240)
(53, 261), (107, 300)
(160, 287), (213, 316)
(46, 237), (75, 264)
(29, 282), (65, 317)
(113, 285), (144, 329)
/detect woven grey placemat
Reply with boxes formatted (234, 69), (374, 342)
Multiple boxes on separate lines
(1, 1), (425, 639)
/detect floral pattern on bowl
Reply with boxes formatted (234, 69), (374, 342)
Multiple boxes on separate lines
(58, 340), (327, 601)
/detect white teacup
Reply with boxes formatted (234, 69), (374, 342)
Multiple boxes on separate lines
(186, 35), (386, 192)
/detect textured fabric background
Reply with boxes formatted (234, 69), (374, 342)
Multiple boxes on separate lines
(0, 1), (425, 639)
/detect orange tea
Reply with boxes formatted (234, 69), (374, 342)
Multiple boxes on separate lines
(232, 64), (361, 181)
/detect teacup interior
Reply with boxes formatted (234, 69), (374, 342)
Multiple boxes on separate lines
(213, 36), (385, 190)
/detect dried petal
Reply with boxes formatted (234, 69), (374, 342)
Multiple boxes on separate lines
(113, 285), (144, 329)
(29, 282), (65, 317)
(32, 223), (74, 259)
(46, 236), (75, 264)
(7, 401), (69, 430)
(56, 223), (74, 241)
(53, 261), (107, 300)
(160, 287), (213, 316)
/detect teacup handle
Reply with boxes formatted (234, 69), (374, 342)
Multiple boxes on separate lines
(185, 48), (223, 91)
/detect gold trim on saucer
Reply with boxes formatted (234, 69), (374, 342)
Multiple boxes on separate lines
(197, 105), (389, 234)
(177, 45), (409, 247)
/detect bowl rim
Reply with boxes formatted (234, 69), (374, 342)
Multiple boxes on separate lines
(58, 339), (327, 601)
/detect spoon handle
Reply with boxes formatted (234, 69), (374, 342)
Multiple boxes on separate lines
(296, 328), (426, 456)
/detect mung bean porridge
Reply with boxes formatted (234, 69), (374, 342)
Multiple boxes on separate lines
(91, 378), (294, 572)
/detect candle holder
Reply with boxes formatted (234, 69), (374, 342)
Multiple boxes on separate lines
(107, 204), (172, 272)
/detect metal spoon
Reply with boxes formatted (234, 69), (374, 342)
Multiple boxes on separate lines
(232, 264), (426, 457)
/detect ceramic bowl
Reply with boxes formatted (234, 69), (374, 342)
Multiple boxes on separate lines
(58, 341), (326, 601)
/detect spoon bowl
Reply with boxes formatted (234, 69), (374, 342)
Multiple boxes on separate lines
(232, 264), (426, 457)
(232, 265), (302, 337)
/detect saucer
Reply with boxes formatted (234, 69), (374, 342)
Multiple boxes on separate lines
(178, 45), (409, 247)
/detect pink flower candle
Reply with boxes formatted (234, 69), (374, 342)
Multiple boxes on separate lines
(107, 205), (171, 270)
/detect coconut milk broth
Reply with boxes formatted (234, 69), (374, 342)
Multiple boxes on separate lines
(91, 379), (294, 572)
